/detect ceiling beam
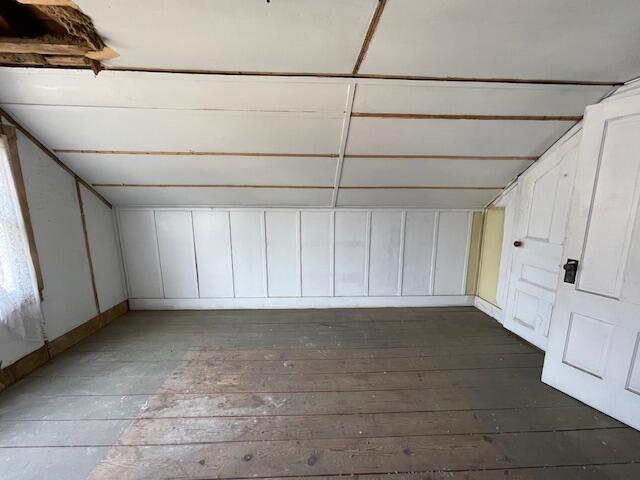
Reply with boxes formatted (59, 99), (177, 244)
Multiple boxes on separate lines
(92, 184), (501, 190)
(351, 113), (582, 122)
(103, 66), (621, 87)
(54, 149), (339, 158)
(0, 37), (88, 55)
(352, 0), (387, 75)
(344, 154), (536, 160)
(17, 0), (79, 8)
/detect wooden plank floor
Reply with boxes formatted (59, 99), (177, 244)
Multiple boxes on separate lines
(1, 307), (640, 479)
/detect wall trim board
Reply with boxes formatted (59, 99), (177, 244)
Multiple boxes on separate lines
(0, 300), (128, 392)
(352, 0), (388, 75)
(0, 125), (44, 293)
(55, 150), (340, 158)
(47, 299), (128, 357)
(351, 112), (582, 121)
(0, 344), (49, 392)
(0, 107), (112, 208)
(102, 66), (620, 87)
(129, 295), (474, 311)
(474, 296), (503, 323)
(75, 178), (101, 313)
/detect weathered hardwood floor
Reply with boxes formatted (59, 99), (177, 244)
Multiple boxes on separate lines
(1, 307), (639, 479)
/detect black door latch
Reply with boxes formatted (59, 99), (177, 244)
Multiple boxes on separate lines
(563, 259), (579, 284)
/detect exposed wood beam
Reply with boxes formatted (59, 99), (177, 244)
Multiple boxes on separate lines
(17, 0), (79, 8)
(55, 150), (535, 161)
(351, 112), (582, 122)
(54, 150), (339, 158)
(340, 186), (502, 190)
(92, 184), (501, 190)
(344, 154), (537, 160)
(105, 66), (622, 87)
(353, 0), (387, 75)
(0, 37), (89, 55)
(75, 178), (100, 313)
(93, 184), (334, 189)
(0, 124), (44, 294)
(0, 14), (16, 36)
(0, 107), (112, 208)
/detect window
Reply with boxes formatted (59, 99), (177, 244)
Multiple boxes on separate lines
(0, 133), (43, 341)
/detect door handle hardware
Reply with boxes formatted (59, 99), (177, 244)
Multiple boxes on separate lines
(563, 259), (579, 284)
(513, 240), (523, 247)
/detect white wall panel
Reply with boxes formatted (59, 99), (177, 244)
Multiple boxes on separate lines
(192, 211), (234, 298)
(118, 210), (163, 299)
(155, 211), (199, 298)
(17, 133), (98, 339)
(433, 211), (471, 295)
(230, 211), (267, 298)
(118, 208), (477, 306)
(300, 211), (333, 297)
(402, 211), (437, 296)
(334, 211), (369, 296)
(265, 211), (300, 297)
(368, 211), (403, 296)
(79, 185), (126, 311)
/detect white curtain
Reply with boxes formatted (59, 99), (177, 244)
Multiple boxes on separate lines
(0, 140), (44, 341)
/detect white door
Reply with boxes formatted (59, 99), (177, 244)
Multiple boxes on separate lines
(502, 134), (579, 350)
(542, 95), (640, 430)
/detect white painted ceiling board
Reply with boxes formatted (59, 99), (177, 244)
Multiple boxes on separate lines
(360, 0), (640, 82)
(0, 69), (349, 113)
(58, 154), (337, 186)
(352, 82), (610, 116)
(97, 187), (333, 207)
(336, 189), (499, 209)
(77, 0), (378, 73)
(345, 118), (574, 156)
(341, 158), (533, 188)
(3, 105), (343, 154)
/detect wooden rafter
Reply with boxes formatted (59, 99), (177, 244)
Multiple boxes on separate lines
(0, 37), (89, 55)
(352, 0), (387, 74)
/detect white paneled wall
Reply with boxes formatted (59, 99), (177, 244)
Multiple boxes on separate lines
(119, 208), (476, 309)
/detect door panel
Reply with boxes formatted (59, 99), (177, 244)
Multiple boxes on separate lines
(503, 134), (579, 350)
(543, 95), (640, 430)
(578, 116), (640, 297)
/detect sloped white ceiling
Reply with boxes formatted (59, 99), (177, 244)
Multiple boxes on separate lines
(0, 69), (612, 208)
(3, 0), (639, 208)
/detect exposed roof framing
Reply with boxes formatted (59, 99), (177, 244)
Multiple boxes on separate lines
(0, 0), (116, 73)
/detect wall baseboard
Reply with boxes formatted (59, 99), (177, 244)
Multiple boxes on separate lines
(474, 296), (503, 323)
(129, 295), (474, 310)
(47, 300), (129, 357)
(0, 345), (49, 392)
(0, 300), (129, 393)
